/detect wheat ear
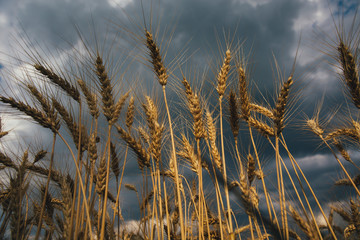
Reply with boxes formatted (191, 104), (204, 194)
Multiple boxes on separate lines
(273, 75), (293, 135)
(182, 78), (206, 140)
(206, 109), (222, 171)
(95, 55), (115, 123)
(77, 79), (99, 118)
(338, 41), (360, 108)
(229, 90), (240, 138)
(145, 31), (168, 86)
(34, 64), (80, 102)
(0, 96), (58, 132)
(217, 49), (231, 97)
(238, 66), (250, 120)
(116, 126), (150, 170)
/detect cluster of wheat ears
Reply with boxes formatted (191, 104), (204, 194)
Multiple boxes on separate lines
(0, 7), (360, 240)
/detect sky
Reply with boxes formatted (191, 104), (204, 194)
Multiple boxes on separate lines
(0, 0), (359, 229)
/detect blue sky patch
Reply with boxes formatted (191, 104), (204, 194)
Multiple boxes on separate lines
(335, 0), (357, 16)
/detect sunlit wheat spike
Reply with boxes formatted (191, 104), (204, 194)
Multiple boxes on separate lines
(126, 96), (135, 130)
(250, 103), (274, 119)
(205, 109), (222, 171)
(247, 153), (256, 184)
(289, 204), (315, 239)
(96, 155), (107, 195)
(217, 49), (231, 96)
(178, 134), (199, 174)
(232, 175), (259, 216)
(229, 90), (240, 138)
(145, 30), (168, 86)
(143, 95), (159, 131)
(0, 96), (56, 132)
(325, 128), (358, 140)
(344, 224), (357, 239)
(352, 120), (360, 138)
(138, 126), (150, 145)
(273, 75), (293, 135)
(306, 119), (324, 137)
(238, 66), (250, 120)
(248, 116), (274, 137)
(78, 79), (99, 118)
(116, 126), (150, 170)
(34, 64), (80, 102)
(88, 132), (98, 166)
(182, 78), (206, 139)
(95, 55), (115, 122)
(338, 41), (360, 109)
(111, 91), (130, 125)
(143, 96), (163, 162)
(333, 138), (353, 163)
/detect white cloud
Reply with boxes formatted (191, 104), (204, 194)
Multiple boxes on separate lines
(107, 0), (133, 8)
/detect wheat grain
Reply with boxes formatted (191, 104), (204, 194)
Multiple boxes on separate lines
(273, 76), (293, 135)
(110, 142), (121, 179)
(338, 41), (360, 108)
(247, 153), (256, 184)
(96, 155), (107, 195)
(0, 96), (57, 132)
(238, 66), (250, 121)
(95, 55), (115, 123)
(217, 49), (231, 97)
(116, 126), (150, 170)
(229, 90), (240, 138)
(178, 135), (199, 174)
(126, 96), (135, 131)
(182, 78), (206, 139)
(145, 31), (168, 86)
(206, 109), (222, 171)
(34, 64), (80, 102)
(77, 79), (99, 118)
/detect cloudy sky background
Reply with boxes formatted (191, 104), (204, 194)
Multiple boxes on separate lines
(0, 0), (359, 225)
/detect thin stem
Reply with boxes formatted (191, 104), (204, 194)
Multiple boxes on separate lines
(219, 96), (233, 237)
(100, 125), (112, 240)
(320, 136), (360, 197)
(248, 126), (279, 229)
(34, 133), (56, 240)
(57, 132), (94, 240)
(272, 135), (323, 239)
(280, 136), (337, 239)
(162, 86), (185, 240)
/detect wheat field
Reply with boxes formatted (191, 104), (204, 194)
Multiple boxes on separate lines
(0, 2), (359, 240)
